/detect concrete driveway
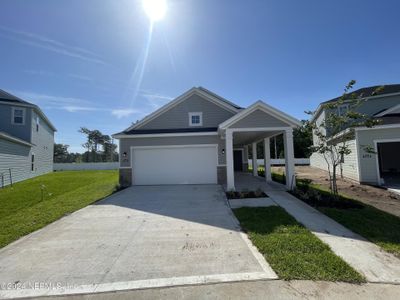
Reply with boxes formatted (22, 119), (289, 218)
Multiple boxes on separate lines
(0, 185), (276, 298)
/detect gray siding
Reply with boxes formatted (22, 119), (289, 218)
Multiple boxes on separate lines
(310, 139), (359, 182)
(137, 94), (236, 129)
(229, 109), (288, 128)
(0, 103), (32, 142)
(357, 127), (400, 184)
(30, 111), (54, 176)
(0, 138), (31, 186)
(119, 135), (226, 167)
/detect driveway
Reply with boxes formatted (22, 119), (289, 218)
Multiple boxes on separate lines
(0, 185), (276, 299)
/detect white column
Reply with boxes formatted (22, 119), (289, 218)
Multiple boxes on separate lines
(264, 138), (272, 181)
(283, 129), (295, 190)
(226, 130), (235, 191)
(252, 142), (258, 176)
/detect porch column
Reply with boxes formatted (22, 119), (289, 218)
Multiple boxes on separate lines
(252, 142), (258, 176)
(226, 130), (235, 191)
(283, 128), (296, 190)
(263, 138), (272, 181)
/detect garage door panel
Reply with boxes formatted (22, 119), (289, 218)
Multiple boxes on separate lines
(132, 145), (217, 185)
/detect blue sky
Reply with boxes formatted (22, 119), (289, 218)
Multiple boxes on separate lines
(1, 0), (399, 152)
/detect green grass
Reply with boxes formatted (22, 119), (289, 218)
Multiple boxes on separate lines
(234, 206), (365, 282)
(0, 170), (118, 248)
(320, 205), (400, 257)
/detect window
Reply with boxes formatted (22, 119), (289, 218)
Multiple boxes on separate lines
(338, 104), (349, 116)
(36, 116), (40, 132)
(31, 154), (35, 171)
(12, 107), (25, 125)
(189, 112), (203, 126)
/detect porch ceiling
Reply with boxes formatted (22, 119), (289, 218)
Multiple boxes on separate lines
(233, 130), (283, 146)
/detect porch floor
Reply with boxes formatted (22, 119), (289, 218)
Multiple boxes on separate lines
(224, 172), (286, 192)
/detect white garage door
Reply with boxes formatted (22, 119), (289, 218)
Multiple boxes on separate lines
(131, 145), (218, 185)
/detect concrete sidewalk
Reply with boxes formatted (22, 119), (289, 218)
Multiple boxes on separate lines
(269, 191), (400, 284)
(40, 280), (400, 300)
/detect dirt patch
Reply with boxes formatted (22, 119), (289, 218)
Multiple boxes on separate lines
(272, 166), (400, 217)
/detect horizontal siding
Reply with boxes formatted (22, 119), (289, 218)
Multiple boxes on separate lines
(119, 135), (225, 167)
(357, 127), (400, 184)
(229, 109), (288, 128)
(0, 139), (31, 186)
(309, 139), (359, 181)
(137, 94), (235, 130)
(30, 111), (54, 177)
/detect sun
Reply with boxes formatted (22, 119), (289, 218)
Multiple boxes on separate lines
(142, 0), (167, 22)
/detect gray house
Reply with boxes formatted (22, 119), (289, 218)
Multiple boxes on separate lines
(310, 84), (400, 187)
(0, 89), (56, 186)
(113, 87), (301, 190)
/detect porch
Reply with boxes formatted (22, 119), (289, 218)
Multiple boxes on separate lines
(224, 172), (286, 192)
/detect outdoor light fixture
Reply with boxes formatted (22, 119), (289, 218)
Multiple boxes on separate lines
(222, 149), (225, 154)
(123, 152), (127, 158)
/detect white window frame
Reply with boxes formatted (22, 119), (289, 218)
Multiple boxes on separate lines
(11, 107), (26, 125)
(189, 112), (203, 126)
(338, 104), (349, 116)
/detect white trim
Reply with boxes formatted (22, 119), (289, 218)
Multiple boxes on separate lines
(355, 124), (400, 131)
(130, 144), (218, 150)
(375, 103), (400, 117)
(130, 144), (218, 185)
(355, 130), (362, 182)
(229, 127), (292, 133)
(11, 106), (26, 125)
(219, 100), (301, 130)
(0, 131), (32, 147)
(125, 87), (239, 131)
(373, 138), (400, 186)
(113, 131), (218, 139)
(311, 91), (400, 122)
(188, 112), (203, 126)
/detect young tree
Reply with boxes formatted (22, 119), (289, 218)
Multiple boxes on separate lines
(306, 80), (382, 197)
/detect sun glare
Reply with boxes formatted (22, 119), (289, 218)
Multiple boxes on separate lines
(142, 0), (167, 22)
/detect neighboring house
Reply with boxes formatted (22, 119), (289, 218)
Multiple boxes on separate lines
(113, 87), (301, 190)
(0, 89), (56, 186)
(310, 84), (400, 187)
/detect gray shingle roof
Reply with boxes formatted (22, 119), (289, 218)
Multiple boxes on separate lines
(322, 84), (400, 104)
(0, 89), (32, 105)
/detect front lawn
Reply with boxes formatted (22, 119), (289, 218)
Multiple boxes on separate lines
(234, 206), (365, 282)
(0, 170), (118, 248)
(290, 180), (400, 258)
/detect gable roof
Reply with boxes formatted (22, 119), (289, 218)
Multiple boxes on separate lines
(124, 87), (241, 132)
(322, 84), (400, 104)
(218, 100), (301, 129)
(374, 103), (400, 117)
(0, 89), (57, 131)
(311, 84), (400, 122)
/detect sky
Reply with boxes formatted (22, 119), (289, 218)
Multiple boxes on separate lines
(0, 0), (399, 152)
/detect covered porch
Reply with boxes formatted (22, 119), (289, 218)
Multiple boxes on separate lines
(218, 101), (301, 191)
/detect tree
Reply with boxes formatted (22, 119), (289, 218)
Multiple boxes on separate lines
(306, 80), (381, 197)
(293, 120), (313, 158)
(79, 127), (118, 162)
(54, 143), (69, 163)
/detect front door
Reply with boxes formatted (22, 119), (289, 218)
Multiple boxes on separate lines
(233, 150), (243, 171)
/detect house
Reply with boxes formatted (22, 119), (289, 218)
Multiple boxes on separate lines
(113, 87), (301, 190)
(0, 89), (56, 186)
(310, 84), (400, 187)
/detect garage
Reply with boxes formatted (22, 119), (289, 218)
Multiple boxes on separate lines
(377, 141), (400, 186)
(131, 144), (218, 185)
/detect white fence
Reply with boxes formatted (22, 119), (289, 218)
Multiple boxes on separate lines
(248, 158), (310, 167)
(54, 162), (119, 171)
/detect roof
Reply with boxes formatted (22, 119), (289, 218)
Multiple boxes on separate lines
(0, 89), (57, 131)
(123, 87), (241, 132)
(0, 131), (33, 147)
(120, 127), (218, 135)
(311, 84), (400, 122)
(218, 100), (301, 129)
(374, 103), (400, 117)
(322, 84), (400, 104)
